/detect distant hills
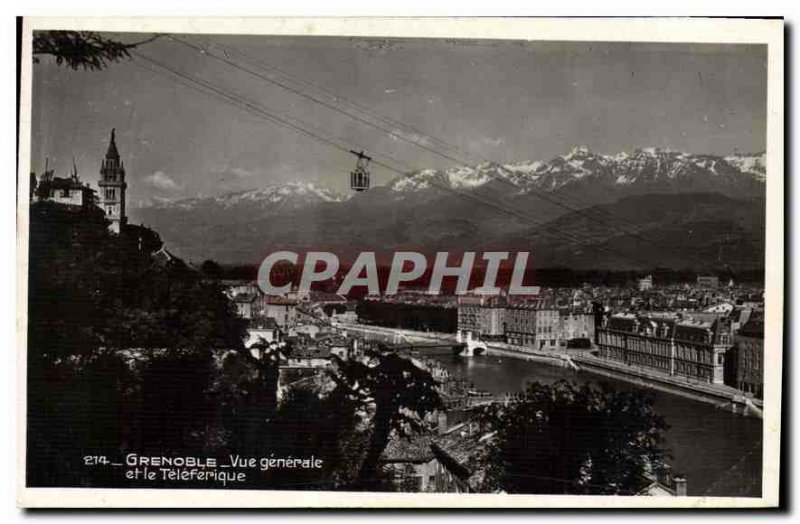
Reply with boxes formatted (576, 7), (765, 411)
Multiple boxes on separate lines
(132, 147), (766, 270)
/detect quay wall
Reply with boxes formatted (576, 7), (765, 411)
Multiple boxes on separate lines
(338, 323), (761, 418)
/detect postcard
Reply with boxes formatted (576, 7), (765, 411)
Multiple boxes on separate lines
(16, 16), (784, 508)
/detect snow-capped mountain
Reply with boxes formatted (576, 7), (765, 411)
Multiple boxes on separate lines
(132, 147), (766, 266)
(149, 182), (348, 211)
(387, 163), (504, 193)
(724, 152), (767, 182)
(387, 146), (767, 196)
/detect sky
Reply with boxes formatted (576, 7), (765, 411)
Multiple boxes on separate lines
(30, 33), (767, 209)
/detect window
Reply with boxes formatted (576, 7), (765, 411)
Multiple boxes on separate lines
(61, 189), (70, 197)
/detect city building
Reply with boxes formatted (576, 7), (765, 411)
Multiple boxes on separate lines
(381, 434), (438, 492)
(638, 275), (653, 291)
(245, 317), (282, 357)
(283, 345), (332, 368)
(456, 297), (481, 338)
(696, 275), (720, 288)
(98, 128), (128, 233)
(731, 314), (764, 398)
(505, 300), (560, 350)
(263, 296), (299, 328)
(456, 297), (505, 342)
(478, 304), (505, 342)
(597, 313), (732, 385)
(233, 292), (259, 320)
(559, 310), (595, 346)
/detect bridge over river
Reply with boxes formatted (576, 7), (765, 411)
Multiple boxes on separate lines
(335, 322), (763, 497)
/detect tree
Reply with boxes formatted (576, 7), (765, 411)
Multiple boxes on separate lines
(330, 347), (443, 489)
(227, 337), (292, 451)
(26, 202), (249, 486)
(200, 259), (224, 280)
(261, 384), (374, 490)
(322, 303), (347, 317)
(32, 31), (159, 71)
(477, 380), (669, 495)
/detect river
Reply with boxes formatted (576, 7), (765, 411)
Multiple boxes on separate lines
(434, 354), (763, 497)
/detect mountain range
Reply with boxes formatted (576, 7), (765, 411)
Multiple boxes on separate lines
(131, 147), (766, 270)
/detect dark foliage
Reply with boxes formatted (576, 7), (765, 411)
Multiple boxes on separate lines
(322, 303), (347, 316)
(32, 31), (159, 71)
(200, 259), (223, 280)
(26, 202), (442, 491)
(26, 202), (248, 486)
(330, 347), (443, 489)
(477, 380), (669, 495)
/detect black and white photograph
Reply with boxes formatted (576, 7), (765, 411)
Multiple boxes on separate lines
(16, 17), (784, 508)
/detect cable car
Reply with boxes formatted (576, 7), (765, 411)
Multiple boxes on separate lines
(349, 150), (372, 191)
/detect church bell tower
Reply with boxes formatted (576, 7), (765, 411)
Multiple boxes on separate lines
(99, 128), (127, 233)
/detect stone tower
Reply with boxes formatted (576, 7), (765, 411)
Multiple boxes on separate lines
(99, 128), (127, 233)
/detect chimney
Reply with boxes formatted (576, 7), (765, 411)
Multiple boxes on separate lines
(673, 475), (687, 496)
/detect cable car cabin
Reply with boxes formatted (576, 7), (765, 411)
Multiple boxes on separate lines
(349, 150), (372, 192)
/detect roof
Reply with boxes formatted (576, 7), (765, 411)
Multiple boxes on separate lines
(432, 420), (496, 487)
(151, 246), (186, 268)
(382, 434), (435, 463)
(290, 345), (332, 359)
(506, 298), (557, 310)
(673, 319), (716, 344)
(635, 478), (678, 496)
(233, 293), (258, 304)
(43, 176), (89, 191)
(738, 315), (764, 339)
(105, 128), (120, 160)
(264, 296), (298, 305)
(310, 291), (347, 303)
(315, 335), (350, 348)
(249, 317), (280, 330)
(605, 314), (639, 333)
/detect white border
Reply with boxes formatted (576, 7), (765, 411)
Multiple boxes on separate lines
(16, 16), (784, 509)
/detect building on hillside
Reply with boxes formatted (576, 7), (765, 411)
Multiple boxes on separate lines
(638, 275), (653, 291)
(381, 434), (438, 492)
(635, 473), (688, 497)
(98, 128), (128, 233)
(289, 323), (322, 339)
(263, 296), (299, 328)
(430, 419), (495, 493)
(597, 313), (732, 385)
(245, 316), (282, 356)
(730, 314), (764, 398)
(33, 164), (97, 210)
(284, 345), (331, 369)
(233, 292), (259, 320)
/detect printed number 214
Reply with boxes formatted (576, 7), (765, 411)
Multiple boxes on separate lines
(83, 456), (110, 466)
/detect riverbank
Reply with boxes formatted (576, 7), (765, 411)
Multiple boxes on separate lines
(338, 322), (762, 418)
